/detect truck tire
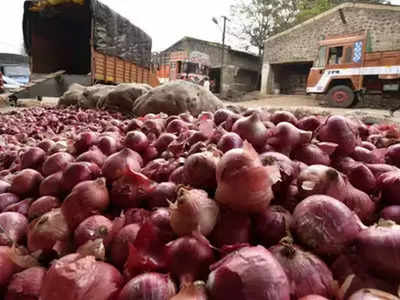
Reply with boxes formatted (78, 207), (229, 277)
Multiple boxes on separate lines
(327, 85), (355, 108)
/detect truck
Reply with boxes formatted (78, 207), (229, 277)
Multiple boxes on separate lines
(14, 0), (159, 101)
(156, 50), (211, 85)
(306, 31), (400, 107)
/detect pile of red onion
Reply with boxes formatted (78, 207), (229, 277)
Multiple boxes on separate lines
(0, 106), (400, 299)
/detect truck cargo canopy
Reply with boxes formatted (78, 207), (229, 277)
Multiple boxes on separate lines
(23, 0), (152, 74)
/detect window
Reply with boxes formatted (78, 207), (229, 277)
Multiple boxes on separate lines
(344, 47), (353, 63)
(328, 46), (344, 65)
(315, 46), (327, 68)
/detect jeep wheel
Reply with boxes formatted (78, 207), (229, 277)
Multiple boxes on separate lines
(327, 85), (355, 108)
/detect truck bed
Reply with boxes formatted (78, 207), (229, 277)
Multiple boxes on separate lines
(364, 50), (400, 67)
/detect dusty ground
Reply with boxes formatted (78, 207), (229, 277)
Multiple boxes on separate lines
(0, 94), (399, 124)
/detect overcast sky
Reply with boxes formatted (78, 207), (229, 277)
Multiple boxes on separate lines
(1, 0), (400, 54)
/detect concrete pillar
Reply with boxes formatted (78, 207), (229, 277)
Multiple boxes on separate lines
(261, 62), (273, 94)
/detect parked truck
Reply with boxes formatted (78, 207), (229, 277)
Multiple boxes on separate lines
(156, 50), (210, 85)
(14, 0), (159, 101)
(306, 31), (400, 107)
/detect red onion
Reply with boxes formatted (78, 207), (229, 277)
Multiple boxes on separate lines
(317, 115), (359, 156)
(253, 205), (292, 247)
(98, 135), (120, 155)
(154, 133), (177, 153)
(269, 242), (335, 298)
(73, 131), (98, 154)
(210, 208), (251, 247)
(0, 212), (28, 246)
(0, 181), (10, 194)
(125, 208), (151, 225)
(171, 281), (208, 300)
(142, 158), (182, 183)
(385, 143), (400, 167)
(232, 113), (268, 148)
(42, 152), (75, 176)
(10, 169), (43, 197)
(110, 223), (141, 267)
(62, 178), (110, 230)
(150, 208), (176, 243)
(20, 147), (46, 170)
(102, 148), (142, 181)
(38, 139), (56, 153)
(270, 110), (298, 125)
(188, 141), (207, 156)
(0, 247), (19, 290)
(367, 163), (399, 177)
(355, 220), (400, 278)
(167, 119), (189, 134)
(125, 130), (149, 153)
(214, 109), (237, 125)
(378, 170), (400, 204)
(0, 193), (19, 212)
(381, 206), (400, 223)
(292, 195), (362, 256)
(74, 215), (113, 247)
(27, 208), (70, 254)
(167, 233), (215, 286)
(259, 151), (298, 186)
(62, 162), (100, 191)
(217, 132), (243, 153)
(39, 171), (63, 197)
(4, 198), (33, 216)
(207, 246), (290, 300)
(348, 164), (377, 194)
(298, 296), (330, 300)
(348, 289), (399, 300)
(298, 165), (375, 222)
(170, 186), (219, 236)
(351, 146), (384, 164)
(216, 142), (280, 213)
(209, 126), (227, 145)
(147, 182), (177, 208)
(110, 169), (155, 209)
(5, 266), (46, 300)
(169, 166), (185, 184)
(267, 122), (312, 156)
(76, 146), (106, 167)
(143, 118), (166, 137)
(292, 143), (332, 166)
(141, 145), (159, 164)
(297, 115), (322, 131)
(126, 119), (143, 132)
(40, 254), (123, 300)
(118, 273), (176, 300)
(28, 196), (61, 220)
(183, 148), (220, 190)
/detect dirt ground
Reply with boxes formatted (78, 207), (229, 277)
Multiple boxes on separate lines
(1, 94), (399, 124)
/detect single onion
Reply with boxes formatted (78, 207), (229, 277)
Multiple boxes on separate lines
(0, 212), (28, 246)
(378, 171), (400, 204)
(42, 152), (74, 176)
(154, 133), (177, 153)
(167, 119), (189, 134)
(38, 139), (56, 153)
(150, 208), (176, 243)
(73, 131), (98, 154)
(270, 110), (298, 125)
(20, 147), (46, 170)
(102, 148), (142, 181)
(351, 146), (382, 164)
(355, 220), (400, 278)
(253, 205), (292, 247)
(125, 208), (151, 225)
(27, 208), (70, 254)
(292, 143), (332, 166)
(207, 246), (290, 300)
(126, 119), (143, 132)
(348, 289), (400, 300)
(169, 166), (185, 184)
(166, 233), (215, 286)
(348, 164), (377, 194)
(183, 148), (221, 190)
(125, 131), (149, 153)
(170, 186), (219, 236)
(110, 224), (141, 267)
(0, 181), (10, 194)
(98, 135), (120, 155)
(142, 158), (182, 183)
(110, 169), (155, 209)
(297, 115), (322, 131)
(0, 193), (20, 213)
(385, 143), (400, 167)
(217, 132), (243, 153)
(76, 146), (106, 167)
(118, 273), (176, 300)
(4, 198), (34, 216)
(5, 266), (46, 300)
(232, 113), (268, 148)
(61, 178), (110, 230)
(298, 296), (330, 300)
(10, 169), (43, 197)
(214, 109), (237, 126)
(40, 254), (123, 300)
(269, 242), (335, 298)
(147, 182), (177, 208)
(142, 118), (166, 137)
(39, 171), (63, 197)
(28, 196), (61, 220)
(210, 208), (251, 247)
(292, 195), (362, 256)
(61, 162), (100, 191)
(74, 215), (113, 247)
(216, 142), (280, 213)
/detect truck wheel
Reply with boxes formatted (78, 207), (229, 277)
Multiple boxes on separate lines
(327, 85), (355, 108)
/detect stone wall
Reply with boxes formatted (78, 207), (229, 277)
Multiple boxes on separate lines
(264, 4), (400, 64)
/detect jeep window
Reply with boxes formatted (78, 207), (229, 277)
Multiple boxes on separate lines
(328, 46), (343, 65)
(315, 46), (327, 68)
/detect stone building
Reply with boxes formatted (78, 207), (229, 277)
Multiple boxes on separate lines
(261, 2), (400, 95)
(155, 37), (260, 95)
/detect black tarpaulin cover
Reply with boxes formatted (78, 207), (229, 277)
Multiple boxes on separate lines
(23, 0), (152, 67)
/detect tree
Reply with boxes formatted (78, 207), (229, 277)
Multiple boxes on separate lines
(229, 0), (297, 56)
